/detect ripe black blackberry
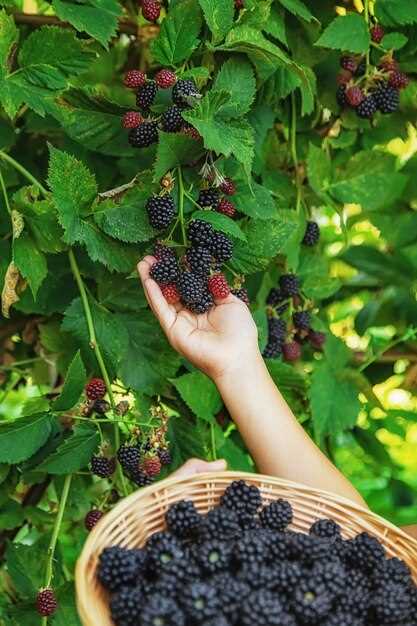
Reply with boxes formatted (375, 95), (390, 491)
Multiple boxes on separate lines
(91, 455), (115, 478)
(309, 518), (342, 539)
(292, 579), (333, 623)
(129, 467), (154, 487)
(36, 589), (57, 616)
(186, 246), (212, 276)
(323, 611), (365, 626)
(98, 546), (143, 591)
(93, 398), (110, 414)
(266, 287), (287, 308)
(286, 532), (331, 563)
(198, 188), (219, 208)
(196, 539), (232, 574)
(180, 581), (221, 622)
(110, 586), (143, 625)
(241, 589), (289, 626)
(158, 447), (172, 465)
(154, 242), (176, 261)
(84, 508), (103, 531)
(336, 84), (347, 106)
(302, 220), (320, 246)
(268, 317), (286, 340)
(355, 57), (366, 76)
(177, 271), (205, 304)
(356, 94), (377, 119)
(146, 533), (186, 575)
(136, 81), (158, 112)
(234, 532), (268, 566)
(188, 219), (214, 247)
(199, 506), (241, 540)
(279, 273), (300, 297)
(128, 122), (158, 147)
(209, 231), (233, 262)
(117, 443), (141, 472)
(374, 82), (400, 113)
(312, 560), (348, 596)
(373, 582), (412, 623)
(232, 287), (249, 305)
(146, 195), (176, 229)
(188, 289), (214, 314)
(259, 498), (293, 531)
(141, 595), (185, 626)
(165, 500), (202, 538)
(274, 561), (303, 593)
(150, 256), (179, 284)
(347, 531), (385, 571)
(212, 574), (250, 622)
(202, 616), (230, 626)
(221, 479), (262, 516)
(293, 310), (311, 331)
(263, 338), (282, 359)
(373, 557), (412, 587)
(161, 105), (183, 132)
(172, 79), (200, 108)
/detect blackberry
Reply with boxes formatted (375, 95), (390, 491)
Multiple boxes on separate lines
(188, 219), (214, 247)
(238, 562), (281, 591)
(199, 506), (241, 540)
(217, 198), (236, 218)
(124, 70), (146, 89)
(212, 574), (250, 621)
(373, 557), (412, 587)
(165, 500), (202, 538)
(158, 447), (172, 465)
(141, 596), (185, 626)
(85, 377), (106, 400)
(220, 177), (236, 196)
(129, 468), (153, 487)
(373, 583), (412, 623)
(128, 122), (159, 148)
(234, 532), (268, 566)
(389, 70), (409, 90)
(208, 273), (230, 300)
(346, 86), (364, 107)
(122, 111), (143, 129)
(292, 579), (333, 623)
(279, 273), (299, 297)
(302, 220), (320, 246)
(150, 256), (179, 284)
(160, 281), (180, 305)
(98, 546), (143, 591)
(147, 533), (186, 575)
(374, 83), (400, 113)
(347, 532), (385, 571)
(241, 589), (289, 626)
(293, 310), (311, 331)
(142, 0), (161, 22)
(177, 271), (205, 304)
(232, 287), (249, 305)
(154, 243), (176, 261)
(202, 616), (230, 626)
(136, 81), (158, 112)
(268, 317), (286, 341)
(146, 195), (176, 229)
(309, 330), (326, 350)
(161, 105), (183, 132)
(188, 289), (214, 314)
(155, 69), (176, 89)
(371, 24), (384, 43)
(180, 582), (221, 622)
(355, 58), (366, 76)
(142, 455), (161, 477)
(286, 532), (331, 563)
(117, 444), (141, 472)
(36, 589), (57, 616)
(172, 79), (201, 108)
(323, 611), (365, 626)
(282, 341), (301, 362)
(186, 246), (212, 276)
(263, 338), (282, 359)
(274, 561), (303, 593)
(221, 480), (262, 516)
(266, 287), (287, 308)
(209, 231), (233, 262)
(336, 84), (347, 107)
(93, 398), (110, 414)
(196, 539), (232, 574)
(91, 455), (115, 478)
(312, 560), (348, 596)
(259, 498), (293, 531)
(198, 188), (219, 208)
(110, 586), (143, 625)
(356, 94), (377, 118)
(340, 56), (357, 73)
(309, 518), (341, 539)
(85, 509), (103, 531)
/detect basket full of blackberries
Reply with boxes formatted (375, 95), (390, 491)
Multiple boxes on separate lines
(76, 472), (417, 626)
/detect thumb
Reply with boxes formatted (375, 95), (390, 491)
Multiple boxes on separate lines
(172, 458), (227, 478)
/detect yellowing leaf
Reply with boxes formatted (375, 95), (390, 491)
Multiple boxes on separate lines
(385, 123), (417, 167)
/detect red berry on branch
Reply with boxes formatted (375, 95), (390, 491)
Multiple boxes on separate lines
(282, 341), (302, 362)
(370, 24), (385, 43)
(388, 71), (409, 90)
(142, 0), (161, 22)
(379, 57), (399, 72)
(85, 378), (106, 400)
(346, 86), (364, 107)
(182, 124), (201, 140)
(235, 0), (244, 8)
(161, 283), (181, 304)
(85, 509), (103, 531)
(309, 330), (326, 350)
(142, 455), (162, 477)
(217, 198), (236, 218)
(155, 69), (177, 89)
(36, 589), (58, 617)
(122, 111), (143, 129)
(220, 177), (236, 195)
(208, 273), (230, 300)
(340, 56), (357, 73)
(123, 70), (146, 89)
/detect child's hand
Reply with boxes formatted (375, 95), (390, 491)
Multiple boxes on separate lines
(137, 256), (259, 382)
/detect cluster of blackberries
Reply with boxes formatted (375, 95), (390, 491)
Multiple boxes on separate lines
(98, 480), (417, 626)
(117, 440), (172, 487)
(150, 221), (245, 314)
(83, 377), (111, 416)
(336, 29), (409, 120)
(122, 69), (201, 148)
(198, 181), (238, 219)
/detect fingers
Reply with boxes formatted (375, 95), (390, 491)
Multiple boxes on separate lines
(172, 458), (227, 478)
(137, 257), (176, 332)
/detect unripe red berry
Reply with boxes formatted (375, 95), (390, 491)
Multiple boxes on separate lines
(346, 86), (364, 107)
(379, 57), (398, 72)
(340, 56), (357, 73)
(235, 0), (244, 8)
(182, 124), (201, 140)
(85, 509), (103, 531)
(388, 71), (409, 90)
(336, 70), (353, 85)
(282, 341), (302, 362)
(370, 24), (385, 43)
(220, 177), (236, 195)
(161, 283), (181, 304)
(122, 111), (143, 129)
(124, 70), (146, 89)
(309, 330), (326, 350)
(208, 273), (230, 300)
(36, 589), (58, 617)
(217, 198), (236, 218)
(142, 455), (162, 477)
(155, 69), (177, 89)
(142, 0), (161, 22)
(85, 378), (106, 400)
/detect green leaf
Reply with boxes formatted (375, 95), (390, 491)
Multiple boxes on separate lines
(94, 191), (156, 244)
(266, 360), (307, 394)
(153, 133), (204, 182)
(0, 499), (25, 530)
(37, 423), (99, 473)
(340, 245), (415, 286)
(381, 32), (408, 50)
(168, 416), (210, 467)
(307, 143), (332, 197)
(198, 0), (234, 42)
(151, 0), (202, 65)
(172, 371), (222, 422)
(0, 413), (53, 463)
(52, 583), (82, 626)
(52, 350), (86, 411)
(0, 9), (18, 77)
(298, 66), (317, 116)
(191, 210), (246, 241)
(278, 0), (314, 22)
(5, 540), (52, 598)
(315, 14), (370, 54)
(263, 5), (287, 45)
(52, 0), (122, 48)
(213, 58), (256, 118)
(233, 181), (277, 219)
(13, 231), (47, 298)
(375, 0), (417, 26)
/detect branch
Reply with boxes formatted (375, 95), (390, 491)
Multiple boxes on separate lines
(12, 12), (138, 35)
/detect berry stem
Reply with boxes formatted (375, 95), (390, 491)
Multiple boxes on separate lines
(290, 93), (302, 214)
(0, 150), (49, 197)
(0, 169), (12, 216)
(68, 249), (129, 497)
(177, 166), (187, 245)
(364, 0), (371, 76)
(358, 326), (417, 373)
(210, 423), (217, 461)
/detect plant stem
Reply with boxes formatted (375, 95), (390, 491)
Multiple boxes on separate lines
(358, 327), (417, 372)
(177, 166), (187, 245)
(290, 93), (302, 214)
(210, 423), (217, 461)
(43, 474), (72, 591)
(68, 249), (128, 496)
(0, 169), (12, 216)
(364, 0), (370, 75)
(0, 151), (48, 196)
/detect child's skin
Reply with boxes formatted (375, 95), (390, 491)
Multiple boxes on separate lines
(138, 256), (417, 538)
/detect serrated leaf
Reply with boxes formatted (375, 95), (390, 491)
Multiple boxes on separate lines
(52, 583), (82, 626)
(52, 0), (122, 48)
(191, 210), (246, 241)
(233, 181), (277, 219)
(52, 350), (86, 411)
(264, 5), (287, 45)
(0, 500), (25, 530)
(5, 539), (55, 598)
(266, 360), (307, 393)
(153, 133), (204, 182)
(298, 65), (316, 116)
(315, 14), (370, 54)
(213, 58), (256, 119)
(0, 413), (53, 463)
(37, 423), (99, 473)
(94, 187), (157, 243)
(278, 0), (314, 22)
(375, 0), (417, 26)
(340, 245), (414, 286)
(219, 25), (293, 71)
(307, 143), (331, 197)
(172, 371), (222, 422)
(13, 231), (47, 298)
(303, 275), (341, 299)
(381, 32), (408, 50)
(0, 9), (18, 77)
(151, 0), (202, 65)
(13, 186), (66, 254)
(198, 0), (234, 42)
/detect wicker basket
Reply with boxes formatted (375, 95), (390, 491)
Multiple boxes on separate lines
(76, 471), (417, 626)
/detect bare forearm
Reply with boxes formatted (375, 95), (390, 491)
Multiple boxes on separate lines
(215, 351), (367, 508)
